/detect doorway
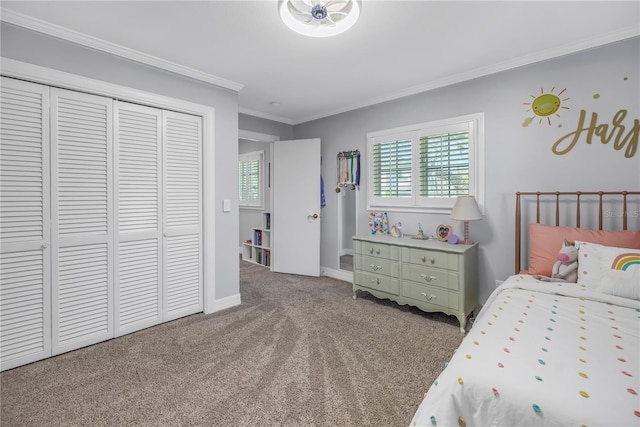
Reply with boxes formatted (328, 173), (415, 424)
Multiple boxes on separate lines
(238, 130), (322, 277)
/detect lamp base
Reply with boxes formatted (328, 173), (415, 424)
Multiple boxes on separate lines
(461, 221), (475, 245)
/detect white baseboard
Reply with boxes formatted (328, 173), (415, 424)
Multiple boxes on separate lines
(321, 266), (353, 283)
(207, 293), (242, 314)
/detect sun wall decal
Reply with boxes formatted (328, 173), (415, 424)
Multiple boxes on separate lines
(523, 87), (570, 126)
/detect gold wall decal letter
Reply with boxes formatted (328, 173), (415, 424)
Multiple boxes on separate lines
(552, 109), (638, 158)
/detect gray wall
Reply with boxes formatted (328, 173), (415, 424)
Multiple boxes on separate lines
(294, 37), (640, 303)
(1, 23), (241, 302)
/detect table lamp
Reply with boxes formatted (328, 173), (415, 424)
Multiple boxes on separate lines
(450, 195), (482, 245)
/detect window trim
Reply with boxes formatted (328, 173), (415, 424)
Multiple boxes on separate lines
(366, 113), (484, 214)
(238, 150), (264, 209)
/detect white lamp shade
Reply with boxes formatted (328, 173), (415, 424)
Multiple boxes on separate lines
(450, 196), (482, 221)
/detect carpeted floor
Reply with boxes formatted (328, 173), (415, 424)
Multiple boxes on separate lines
(1, 260), (464, 426)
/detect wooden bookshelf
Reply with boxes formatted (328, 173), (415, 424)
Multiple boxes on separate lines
(242, 212), (271, 268)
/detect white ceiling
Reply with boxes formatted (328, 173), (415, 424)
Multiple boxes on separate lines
(2, 1), (638, 125)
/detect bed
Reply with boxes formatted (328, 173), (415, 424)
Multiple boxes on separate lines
(410, 191), (640, 427)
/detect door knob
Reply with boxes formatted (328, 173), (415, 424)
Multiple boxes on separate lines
(312, 213), (318, 219)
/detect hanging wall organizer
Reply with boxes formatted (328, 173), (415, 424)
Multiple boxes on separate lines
(336, 149), (360, 192)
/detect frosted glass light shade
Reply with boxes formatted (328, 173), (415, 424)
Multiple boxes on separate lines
(278, 0), (361, 38)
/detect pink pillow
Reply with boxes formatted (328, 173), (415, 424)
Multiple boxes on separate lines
(527, 223), (640, 276)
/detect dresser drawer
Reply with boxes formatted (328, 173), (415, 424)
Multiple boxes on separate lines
(357, 240), (399, 260)
(402, 264), (459, 291)
(402, 281), (459, 311)
(401, 247), (458, 271)
(356, 255), (400, 278)
(355, 271), (400, 296)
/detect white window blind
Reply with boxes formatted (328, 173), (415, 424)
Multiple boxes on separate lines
(367, 113), (484, 213)
(420, 130), (469, 197)
(372, 138), (412, 199)
(239, 151), (263, 208)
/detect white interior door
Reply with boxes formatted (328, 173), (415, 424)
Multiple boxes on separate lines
(162, 111), (203, 320)
(50, 88), (114, 355)
(0, 77), (52, 371)
(272, 138), (321, 276)
(114, 102), (163, 336)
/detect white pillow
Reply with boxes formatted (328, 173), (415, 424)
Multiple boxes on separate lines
(576, 241), (640, 290)
(596, 269), (640, 300)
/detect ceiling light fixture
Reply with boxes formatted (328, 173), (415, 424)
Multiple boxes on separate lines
(278, 0), (361, 38)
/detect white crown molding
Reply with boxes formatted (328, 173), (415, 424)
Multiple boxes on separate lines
(0, 8), (244, 92)
(238, 129), (280, 143)
(239, 107), (295, 126)
(293, 27), (639, 125)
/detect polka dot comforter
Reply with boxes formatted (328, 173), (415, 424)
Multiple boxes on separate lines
(410, 275), (640, 427)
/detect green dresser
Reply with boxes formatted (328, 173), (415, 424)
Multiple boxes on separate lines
(353, 235), (478, 333)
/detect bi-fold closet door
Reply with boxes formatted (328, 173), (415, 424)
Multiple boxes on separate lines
(114, 101), (203, 336)
(0, 77), (202, 371)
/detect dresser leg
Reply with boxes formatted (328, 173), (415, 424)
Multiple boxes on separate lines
(458, 314), (467, 334)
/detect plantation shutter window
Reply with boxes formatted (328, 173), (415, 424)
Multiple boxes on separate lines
(419, 129), (470, 198)
(238, 151), (263, 208)
(366, 113), (484, 213)
(372, 138), (412, 200)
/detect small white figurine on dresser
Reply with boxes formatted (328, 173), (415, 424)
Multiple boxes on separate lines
(390, 222), (403, 237)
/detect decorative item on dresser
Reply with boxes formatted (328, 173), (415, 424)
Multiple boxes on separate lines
(352, 234), (478, 333)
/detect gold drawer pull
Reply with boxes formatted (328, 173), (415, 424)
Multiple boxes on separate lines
(369, 264), (382, 271)
(420, 292), (437, 301)
(420, 274), (437, 282)
(421, 256), (436, 264)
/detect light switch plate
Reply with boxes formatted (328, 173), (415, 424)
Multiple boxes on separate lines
(223, 199), (231, 212)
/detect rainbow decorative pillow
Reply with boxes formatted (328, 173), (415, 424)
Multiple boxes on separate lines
(576, 240), (640, 291)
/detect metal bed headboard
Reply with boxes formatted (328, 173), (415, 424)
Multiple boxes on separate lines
(515, 191), (640, 274)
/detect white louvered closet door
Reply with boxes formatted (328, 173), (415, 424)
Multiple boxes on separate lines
(163, 111), (202, 321)
(0, 78), (52, 371)
(50, 88), (114, 355)
(114, 102), (162, 336)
